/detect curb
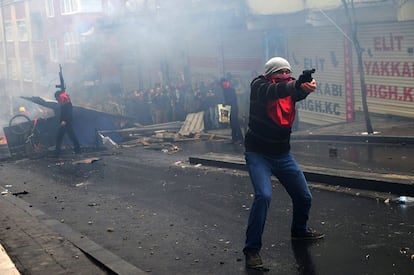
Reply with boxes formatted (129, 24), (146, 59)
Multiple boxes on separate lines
(291, 134), (414, 144)
(188, 153), (414, 197)
(0, 193), (147, 275)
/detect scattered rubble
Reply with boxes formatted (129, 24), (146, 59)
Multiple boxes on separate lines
(96, 112), (230, 152)
(12, 191), (28, 196)
(72, 157), (100, 165)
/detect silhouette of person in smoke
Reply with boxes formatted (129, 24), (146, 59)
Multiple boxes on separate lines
(220, 78), (243, 143)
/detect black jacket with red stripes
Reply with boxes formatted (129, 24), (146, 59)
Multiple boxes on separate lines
(244, 75), (309, 156)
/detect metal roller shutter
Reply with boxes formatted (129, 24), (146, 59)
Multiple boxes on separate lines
(287, 26), (348, 125)
(353, 21), (414, 118)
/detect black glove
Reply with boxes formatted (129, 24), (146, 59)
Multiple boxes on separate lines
(295, 74), (305, 89)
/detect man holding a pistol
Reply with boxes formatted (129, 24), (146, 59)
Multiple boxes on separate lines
(243, 57), (324, 270)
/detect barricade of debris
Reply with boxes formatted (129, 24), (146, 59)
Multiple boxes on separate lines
(1, 98), (231, 160)
(96, 111), (230, 151)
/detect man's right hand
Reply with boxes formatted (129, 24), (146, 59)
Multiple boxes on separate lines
(60, 121), (66, 127)
(295, 69), (315, 90)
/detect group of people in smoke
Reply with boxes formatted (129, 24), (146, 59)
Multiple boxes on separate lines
(115, 79), (245, 138)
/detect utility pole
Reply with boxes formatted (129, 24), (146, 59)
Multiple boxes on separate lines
(341, 0), (374, 134)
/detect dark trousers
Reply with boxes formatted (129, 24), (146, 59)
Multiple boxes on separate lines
(230, 107), (243, 142)
(55, 122), (80, 155)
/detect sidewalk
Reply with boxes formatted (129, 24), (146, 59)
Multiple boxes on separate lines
(0, 243), (19, 275)
(0, 188), (146, 275)
(0, 192), (109, 275)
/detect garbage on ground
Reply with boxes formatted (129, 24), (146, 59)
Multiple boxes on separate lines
(72, 157), (100, 165)
(400, 247), (410, 254)
(12, 190), (28, 196)
(173, 160), (187, 168)
(398, 196), (414, 204)
(98, 112), (228, 150)
(159, 144), (181, 154)
(98, 133), (119, 149)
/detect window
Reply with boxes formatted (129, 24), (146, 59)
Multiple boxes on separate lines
(48, 38), (58, 62)
(31, 13), (43, 41)
(22, 59), (33, 81)
(63, 32), (80, 61)
(81, 0), (103, 12)
(5, 21), (13, 41)
(34, 55), (47, 79)
(61, 0), (80, 14)
(17, 20), (28, 41)
(45, 0), (55, 17)
(60, 0), (103, 14)
(8, 59), (18, 80)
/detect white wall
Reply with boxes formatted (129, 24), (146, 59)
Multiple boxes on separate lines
(246, 0), (342, 15)
(398, 0), (414, 21)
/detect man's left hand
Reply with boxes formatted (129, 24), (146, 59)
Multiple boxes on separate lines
(300, 80), (317, 93)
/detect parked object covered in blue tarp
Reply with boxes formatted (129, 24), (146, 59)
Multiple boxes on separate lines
(16, 96), (131, 148)
(22, 96), (130, 144)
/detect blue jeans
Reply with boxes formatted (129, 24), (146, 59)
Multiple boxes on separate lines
(244, 151), (312, 252)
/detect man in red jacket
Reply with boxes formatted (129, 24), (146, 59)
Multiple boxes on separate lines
(243, 57), (324, 270)
(54, 90), (81, 157)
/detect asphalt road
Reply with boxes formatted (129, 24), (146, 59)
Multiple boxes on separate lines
(1, 142), (414, 275)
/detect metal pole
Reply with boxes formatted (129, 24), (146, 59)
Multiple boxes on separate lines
(0, 0), (11, 116)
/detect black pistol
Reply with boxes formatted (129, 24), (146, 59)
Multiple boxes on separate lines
(302, 68), (316, 83)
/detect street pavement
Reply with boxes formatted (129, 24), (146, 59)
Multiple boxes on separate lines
(201, 113), (414, 196)
(1, 113), (414, 274)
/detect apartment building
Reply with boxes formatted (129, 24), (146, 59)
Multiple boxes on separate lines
(0, 0), (111, 110)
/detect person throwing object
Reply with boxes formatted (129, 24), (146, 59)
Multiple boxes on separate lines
(243, 57), (324, 270)
(54, 90), (81, 157)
